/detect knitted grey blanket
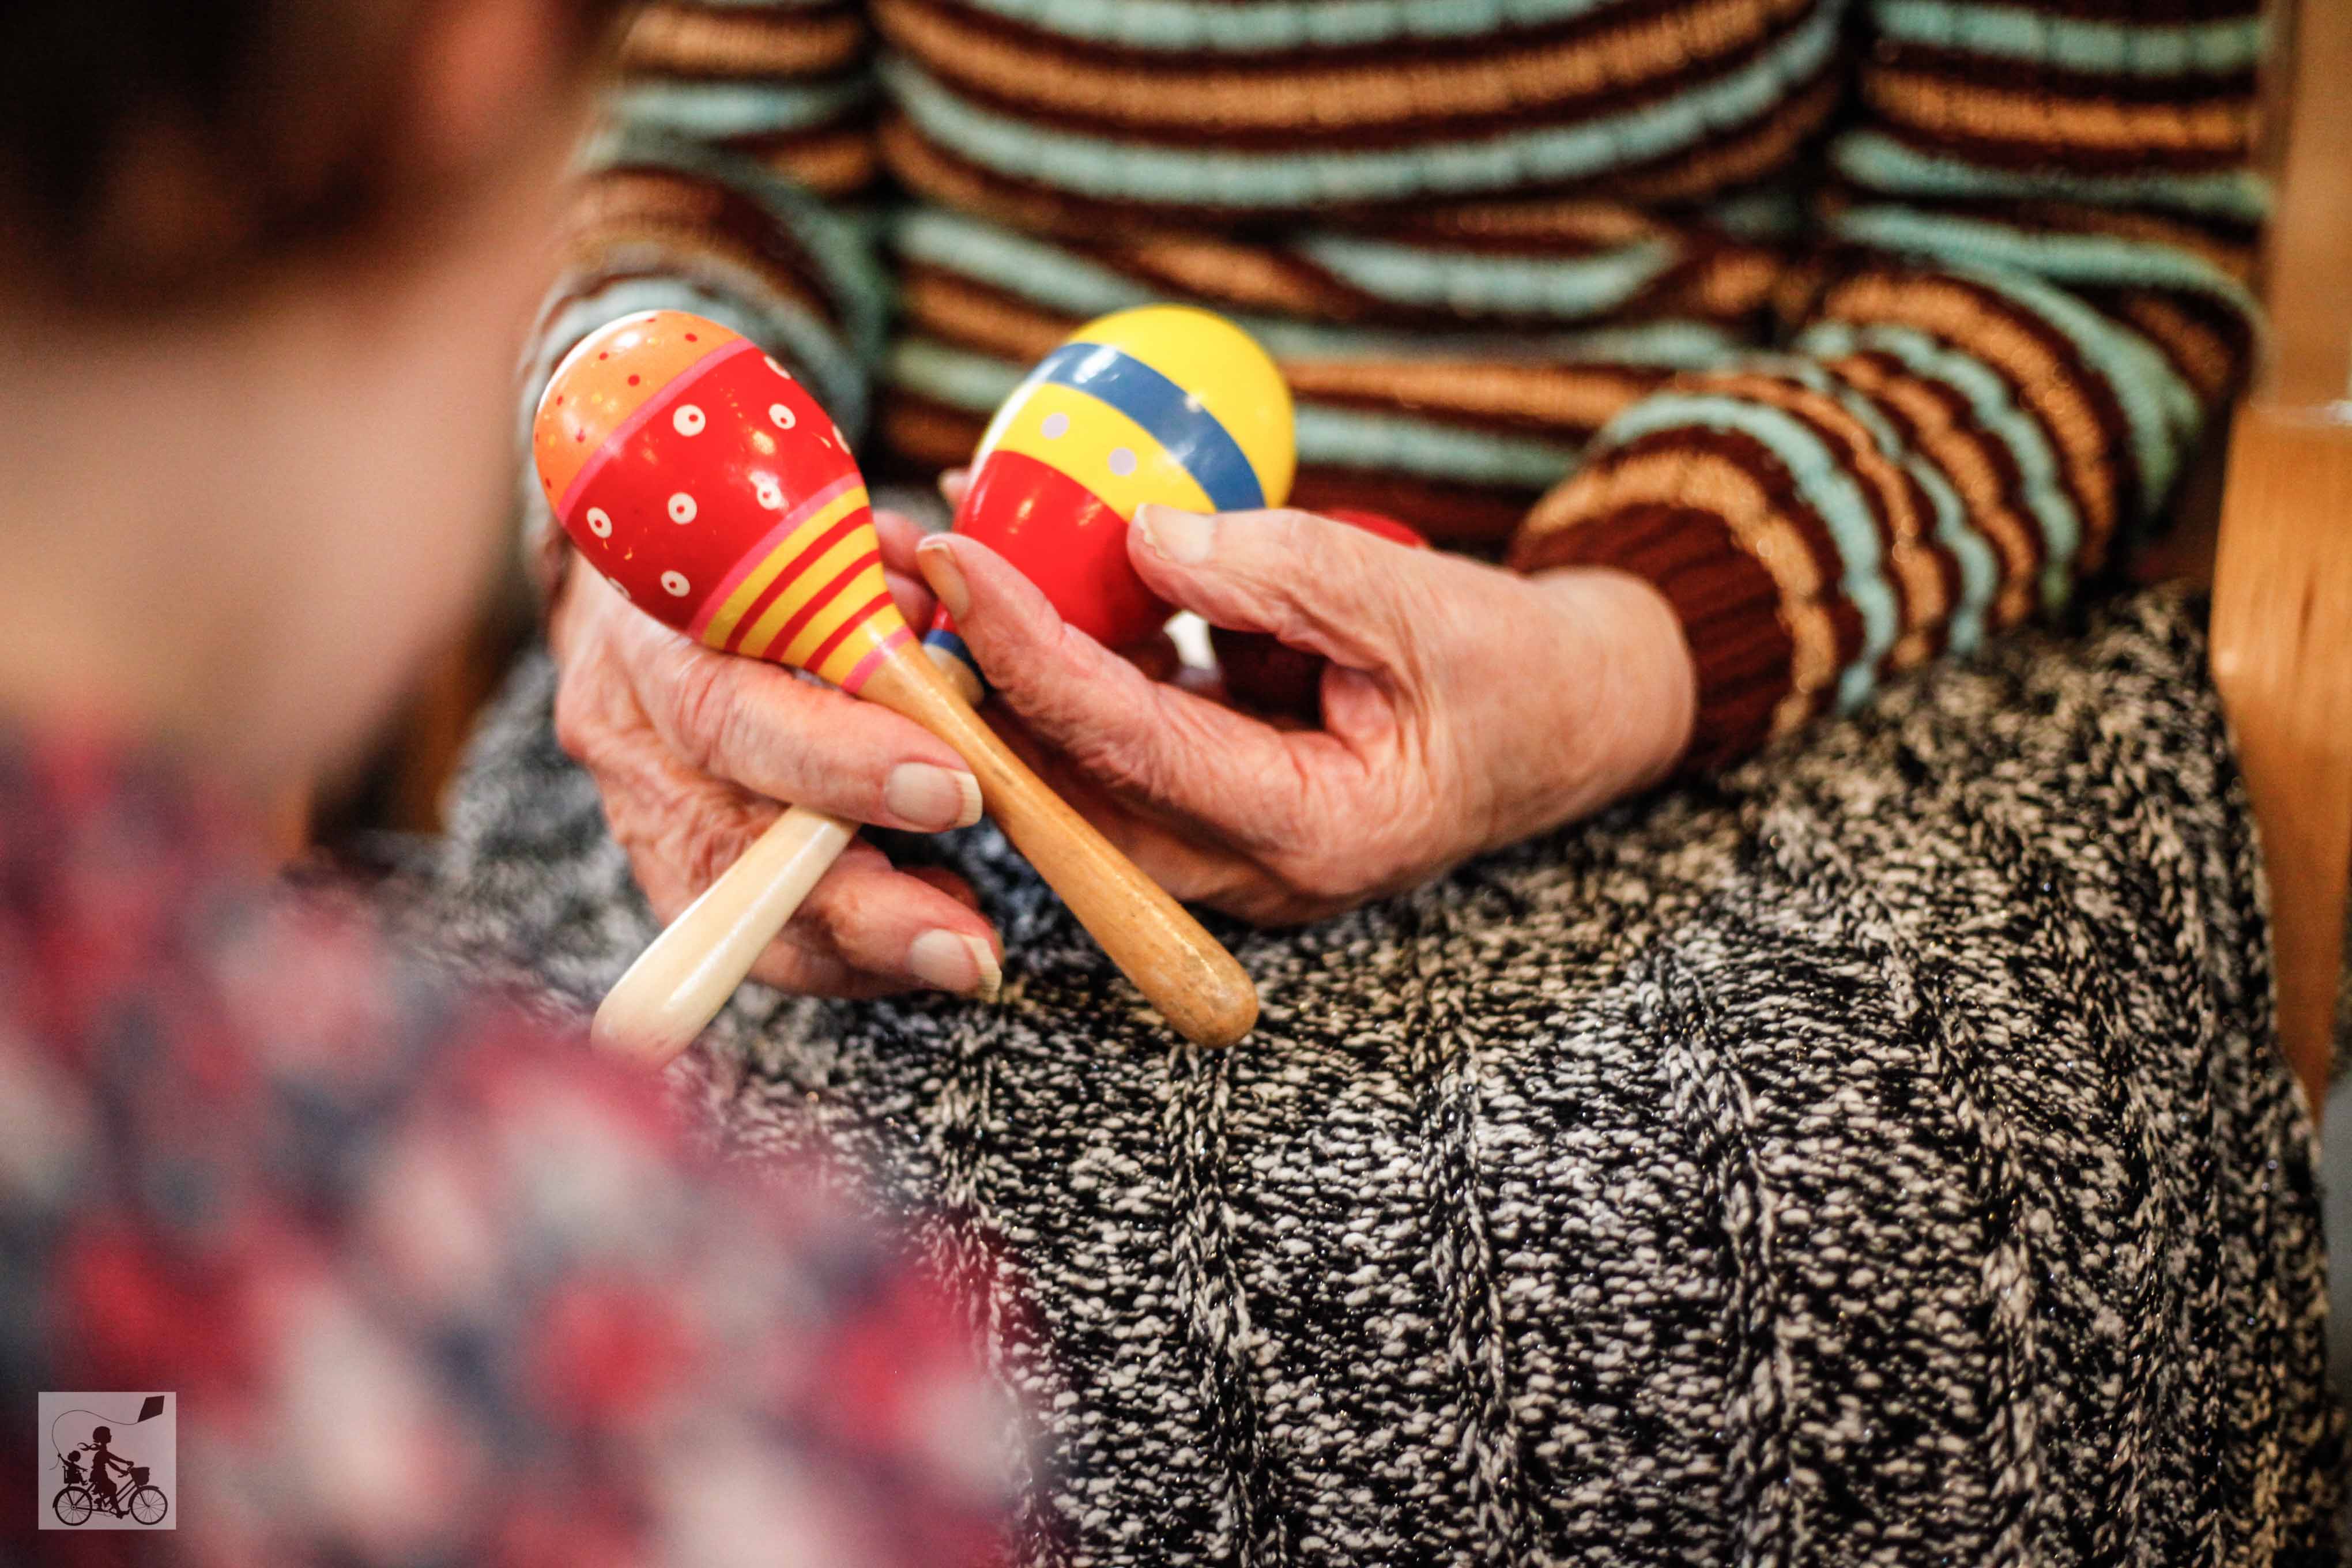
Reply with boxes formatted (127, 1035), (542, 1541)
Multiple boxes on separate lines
(435, 589), (2339, 1565)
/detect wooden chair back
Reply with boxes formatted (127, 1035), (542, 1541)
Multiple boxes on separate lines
(2209, 0), (2352, 1114)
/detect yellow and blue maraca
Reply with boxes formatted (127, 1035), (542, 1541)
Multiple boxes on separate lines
(926, 305), (1295, 685)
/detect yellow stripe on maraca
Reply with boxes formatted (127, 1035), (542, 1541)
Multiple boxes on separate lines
(734, 530), (878, 660)
(700, 483), (875, 651)
(781, 558), (896, 672)
(1064, 306), (1295, 508)
(989, 382), (1217, 522)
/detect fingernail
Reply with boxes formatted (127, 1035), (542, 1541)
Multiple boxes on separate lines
(909, 929), (1001, 1000)
(884, 762), (982, 830)
(917, 538), (970, 621)
(1134, 504), (1215, 564)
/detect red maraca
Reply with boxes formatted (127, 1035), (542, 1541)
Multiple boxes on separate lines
(537, 310), (1257, 1056)
(1213, 508), (1430, 720)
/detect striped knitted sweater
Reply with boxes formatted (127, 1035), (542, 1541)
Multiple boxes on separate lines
(533, 0), (2268, 772)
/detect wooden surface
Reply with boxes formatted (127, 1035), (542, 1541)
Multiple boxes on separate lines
(2203, 0), (2352, 1111)
(2261, 0), (2352, 409)
(861, 638), (1260, 1047)
(2212, 406), (2352, 1114)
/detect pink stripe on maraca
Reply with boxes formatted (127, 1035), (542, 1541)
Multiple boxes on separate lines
(749, 549), (881, 658)
(556, 338), (757, 526)
(721, 515), (870, 654)
(803, 592), (896, 676)
(836, 625), (911, 695)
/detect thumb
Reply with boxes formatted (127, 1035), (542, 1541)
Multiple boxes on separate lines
(1128, 505), (1416, 670)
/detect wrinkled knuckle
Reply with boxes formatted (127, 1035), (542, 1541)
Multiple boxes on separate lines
(680, 805), (759, 893)
(665, 658), (737, 771)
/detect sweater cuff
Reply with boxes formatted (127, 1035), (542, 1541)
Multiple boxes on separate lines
(1510, 503), (1799, 775)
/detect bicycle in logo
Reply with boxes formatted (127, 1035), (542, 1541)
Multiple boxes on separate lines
(51, 1446), (168, 1527)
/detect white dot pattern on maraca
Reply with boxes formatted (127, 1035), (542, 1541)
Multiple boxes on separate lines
(586, 507), (612, 538)
(770, 404), (796, 430)
(1108, 447), (1137, 477)
(662, 571), (691, 597)
(673, 405), (706, 436)
(669, 493), (698, 524)
(754, 476), (785, 510)
(1041, 412), (1069, 439)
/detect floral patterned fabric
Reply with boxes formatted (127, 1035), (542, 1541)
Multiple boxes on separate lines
(0, 725), (1022, 1566)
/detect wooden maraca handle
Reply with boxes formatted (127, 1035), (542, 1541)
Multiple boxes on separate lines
(860, 640), (1258, 1047)
(591, 805), (855, 1065)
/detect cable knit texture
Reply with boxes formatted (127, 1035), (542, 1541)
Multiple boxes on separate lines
(432, 588), (2340, 1563)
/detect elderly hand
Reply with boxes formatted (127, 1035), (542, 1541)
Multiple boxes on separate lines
(546, 510), (1003, 998)
(914, 505), (1698, 926)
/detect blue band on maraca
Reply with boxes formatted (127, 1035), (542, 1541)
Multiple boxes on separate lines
(1031, 343), (1267, 513)
(924, 625), (978, 676)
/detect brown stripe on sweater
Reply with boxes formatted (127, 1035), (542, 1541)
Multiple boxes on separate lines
(1833, 349), (2048, 627)
(1604, 68), (1844, 205)
(1829, 193), (2259, 282)
(568, 168), (843, 327)
(898, 266), (1649, 451)
(1872, 40), (2256, 105)
(877, 58), (1839, 228)
(1913, 0), (2258, 20)
(2089, 288), (2251, 411)
(882, 0), (1830, 71)
(1687, 368), (1954, 644)
(1085, 234), (1415, 321)
(1859, 77), (2253, 174)
(733, 126), (881, 197)
(619, 3), (866, 80)
(1814, 269), (2127, 559)
(1527, 431), (1857, 692)
(874, 0), (1815, 146)
(1821, 179), (2266, 254)
(1354, 198), (1672, 255)
(1280, 358), (1667, 440)
(1284, 469), (1541, 546)
(895, 265), (1666, 424)
(896, 267), (1074, 361)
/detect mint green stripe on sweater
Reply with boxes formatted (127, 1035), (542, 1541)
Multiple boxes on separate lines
(892, 209), (1746, 357)
(1799, 320), (2085, 610)
(887, 338), (1583, 488)
(1953, 264), (2203, 511)
(609, 77), (872, 141)
(1871, 1), (2265, 77)
(1831, 130), (2271, 223)
(1773, 357), (1996, 654)
(879, 8), (1840, 208)
(1832, 205), (2262, 323)
(1292, 235), (1675, 321)
(894, 209), (1157, 316)
(945, 0), (1650, 54)
(1600, 393), (1902, 703)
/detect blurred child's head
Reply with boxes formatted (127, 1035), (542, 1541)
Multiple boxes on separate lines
(0, 0), (621, 791)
